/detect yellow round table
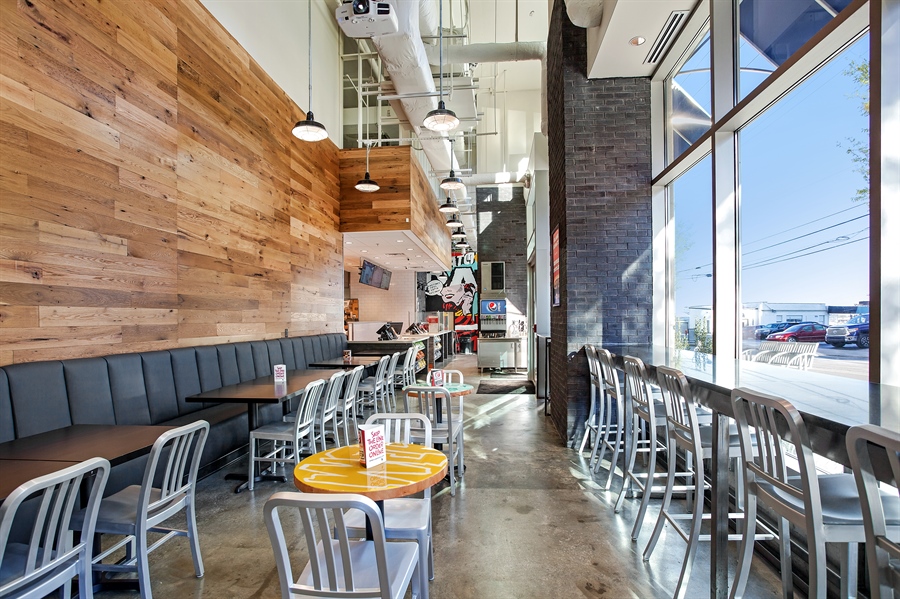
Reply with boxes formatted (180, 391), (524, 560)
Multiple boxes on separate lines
(293, 443), (448, 502)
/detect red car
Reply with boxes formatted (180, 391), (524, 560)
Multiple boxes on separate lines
(766, 323), (827, 343)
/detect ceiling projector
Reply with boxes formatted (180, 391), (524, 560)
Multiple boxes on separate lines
(336, 0), (398, 38)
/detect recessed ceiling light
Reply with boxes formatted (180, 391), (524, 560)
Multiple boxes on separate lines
(345, 241), (352, 245)
(396, 240), (404, 243)
(629, 36), (646, 46)
(416, 255), (422, 258)
(361, 250), (368, 253)
(407, 248), (413, 251)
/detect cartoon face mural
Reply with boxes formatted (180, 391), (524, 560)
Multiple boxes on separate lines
(425, 251), (479, 350)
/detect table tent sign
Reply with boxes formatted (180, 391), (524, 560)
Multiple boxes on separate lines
(343, 350), (352, 362)
(431, 370), (444, 387)
(358, 424), (386, 468)
(273, 364), (287, 382)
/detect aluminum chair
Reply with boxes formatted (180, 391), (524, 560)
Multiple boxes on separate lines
(0, 457), (109, 599)
(75, 420), (209, 599)
(579, 344), (602, 455)
(384, 352), (402, 411)
(846, 424), (900, 599)
(264, 491), (419, 599)
(394, 347), (417, 389)
(614, 355), (671, 540)
(406, 386), (464, 496)
(590, 347), (626, 490)
(249, 379), (327, 490)
(644, 367), (752, 599)
(345, 414), (434, 599)
(730, 388), (884, 599)
(358, 355), (391, 414)
(335, 365), (365, 446)
(314, 371), (347, 452)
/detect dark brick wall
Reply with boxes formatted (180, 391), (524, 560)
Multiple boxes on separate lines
(476, 186), (527, 318)
(547, 0), (653, 444)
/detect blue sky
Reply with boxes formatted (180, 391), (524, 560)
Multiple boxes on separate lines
(673, 32), (870, 317)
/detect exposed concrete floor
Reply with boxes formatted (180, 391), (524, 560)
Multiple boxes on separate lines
(99, 354), (783, 598)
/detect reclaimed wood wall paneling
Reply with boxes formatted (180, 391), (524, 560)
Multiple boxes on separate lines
(0, 0), (343, 364)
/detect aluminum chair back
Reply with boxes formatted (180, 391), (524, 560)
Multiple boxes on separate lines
(401, 347), (417, 386)
(142, 420), (209, 528)
(623, 356), (662, 428)
(365, 413), (432, 447)
(264, 492), (418, 599)
(655, 366), (704, 458)
(846, 423), (900, 599)
(315, 372), (346, 451)
(0, 458), (109, 599)
(294, 379), (327, 459)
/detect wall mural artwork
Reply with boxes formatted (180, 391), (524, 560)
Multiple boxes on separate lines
(425, 251), (479, 351)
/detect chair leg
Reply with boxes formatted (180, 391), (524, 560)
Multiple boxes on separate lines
(615, 414), (638, 514)
(416, 529), (430, 599)
(604, 397), (624, 490)
(779, 517), (794, 598)
(839, 542), (858, 599)
(673, 453), (704, 599)
(457, 430), (465, 477)
(136, 528), (152, 599)
(631, 432), (659, 540)
(248, 436), (256, 491)
(644, 439), (677, 560)
(807, 524), (826, 599)
(729, 493), (757, 599)
(186, 497), (204, 577)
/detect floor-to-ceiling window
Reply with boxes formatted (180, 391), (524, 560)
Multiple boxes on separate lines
(739, 34), (870, 379)
(653, 0), (877, 381)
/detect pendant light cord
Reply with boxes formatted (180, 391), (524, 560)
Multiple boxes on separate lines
(308, 0), (313, 112)
(438, 0), (443, 103)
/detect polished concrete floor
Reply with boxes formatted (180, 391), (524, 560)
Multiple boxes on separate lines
(101, 354), (783, 598)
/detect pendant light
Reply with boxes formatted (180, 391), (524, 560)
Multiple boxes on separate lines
(456, 238), (470, 249)
(423, 0), (458, 132)
(440, 138), (464, 191)
(292, 0), (328, 142)
(445, 214), (463, 228)
(438, 196), (459, 213)
(451, 229), (467, 240)
(355, 143), (380, 192)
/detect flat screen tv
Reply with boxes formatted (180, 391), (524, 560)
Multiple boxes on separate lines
(359, 259), (391, 290)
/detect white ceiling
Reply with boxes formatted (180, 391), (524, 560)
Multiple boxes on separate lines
(342, 230), (450, 274)
(586, 0), (698, 79)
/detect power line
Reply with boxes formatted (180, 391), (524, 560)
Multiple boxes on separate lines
(743, 236), (868, 270)
(743, 213), (868, 256)
(676, 206), (869, 274)
(743, 203), (867, 247)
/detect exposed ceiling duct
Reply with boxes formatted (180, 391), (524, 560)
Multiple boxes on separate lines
(422, 41), (548, 136)
(564, 0), (605, 28)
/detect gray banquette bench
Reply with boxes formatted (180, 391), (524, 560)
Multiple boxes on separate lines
(0, 333), (348, 496)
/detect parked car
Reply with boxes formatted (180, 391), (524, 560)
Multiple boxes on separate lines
(825, 313), (869, 348)
(754, 322), (794, 340)
(766, 323), (827, 343)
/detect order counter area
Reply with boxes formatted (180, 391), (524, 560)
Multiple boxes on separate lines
(348, 331), (456, 373)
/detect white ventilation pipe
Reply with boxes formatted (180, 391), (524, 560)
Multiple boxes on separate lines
(422, 41), (548, 135)
(460, 172), (527, 186)
(564, 0), (604, 28)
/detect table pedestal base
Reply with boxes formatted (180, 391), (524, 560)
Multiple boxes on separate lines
(227, 471), (287, 493)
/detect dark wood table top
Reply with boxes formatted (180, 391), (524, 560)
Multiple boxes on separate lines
(185, 369), (342, 404)
(0, 424), (175, 467)
(0, 458), (82, 501)
(308, 357), (380, 369)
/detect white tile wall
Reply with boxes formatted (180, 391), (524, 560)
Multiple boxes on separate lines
(349, 269), (417, 332)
